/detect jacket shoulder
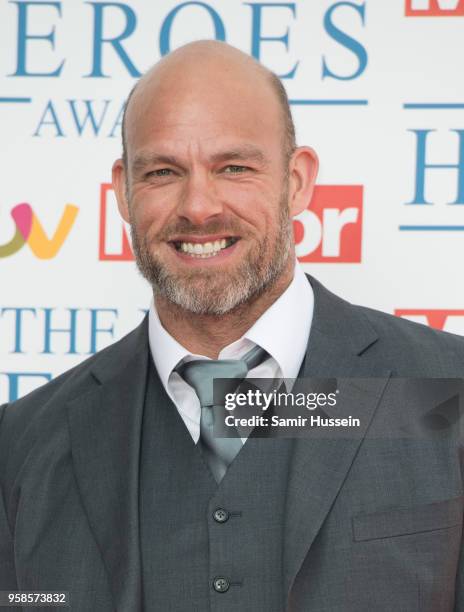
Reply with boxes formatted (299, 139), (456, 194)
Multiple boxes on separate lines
(360, 303), (464, 348)
(355, 302), (464, 373)
(0, 317), (148, 450)
(307, 273), (464, 370)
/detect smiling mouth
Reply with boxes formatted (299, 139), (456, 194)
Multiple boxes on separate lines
(170, 237), (240, 258)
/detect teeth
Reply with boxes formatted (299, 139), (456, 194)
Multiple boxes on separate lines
(176, 238), (236, 257)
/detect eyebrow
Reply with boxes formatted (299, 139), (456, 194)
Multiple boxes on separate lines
(131, 145), (269, 175)
(210, 146), (269, 165)
(132, 153), (179, 175)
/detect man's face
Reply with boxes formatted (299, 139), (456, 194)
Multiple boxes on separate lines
(120, 70), (295, 315)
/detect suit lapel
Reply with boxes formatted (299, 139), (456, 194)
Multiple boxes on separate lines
(67, 318), (149, 612)
(283, 276), (392, 598)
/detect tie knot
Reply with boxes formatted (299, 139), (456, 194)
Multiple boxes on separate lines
(175, 344), (268, 407)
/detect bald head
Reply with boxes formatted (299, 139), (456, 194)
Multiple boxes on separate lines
(121, 40), (295, 171)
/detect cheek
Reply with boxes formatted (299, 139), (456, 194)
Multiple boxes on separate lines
(219, 182), (277, 228)
(130, 192), (171, 235)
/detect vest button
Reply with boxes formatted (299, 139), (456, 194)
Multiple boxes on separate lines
(213, 577), (230, 593)
(213, 508), (230, 523)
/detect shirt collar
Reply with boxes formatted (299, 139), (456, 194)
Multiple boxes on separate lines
(148, 260), (314, 388)
(239, 261), (313, 379)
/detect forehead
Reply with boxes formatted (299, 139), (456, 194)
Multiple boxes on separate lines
(125, 69), (283, 161)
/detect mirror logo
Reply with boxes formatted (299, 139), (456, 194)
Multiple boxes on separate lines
(405, 0), (464, 16)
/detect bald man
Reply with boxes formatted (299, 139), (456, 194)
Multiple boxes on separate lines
(1, 41), (464, 612)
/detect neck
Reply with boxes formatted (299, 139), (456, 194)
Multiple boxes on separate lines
(154, 257), (295, 359)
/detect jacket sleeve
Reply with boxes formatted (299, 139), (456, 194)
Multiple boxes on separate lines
(0, 403), (18, 590)
(455, 430), (464, 610)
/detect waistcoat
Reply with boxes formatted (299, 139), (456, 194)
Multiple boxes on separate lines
(139, 359), (294, 612)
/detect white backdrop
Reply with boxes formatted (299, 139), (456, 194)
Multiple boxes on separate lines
(1, 0), (464, 402)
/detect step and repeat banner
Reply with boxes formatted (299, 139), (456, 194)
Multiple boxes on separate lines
(1, 0), (463, 402)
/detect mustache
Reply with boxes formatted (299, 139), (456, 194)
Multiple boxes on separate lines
(158, 220), (247, 241)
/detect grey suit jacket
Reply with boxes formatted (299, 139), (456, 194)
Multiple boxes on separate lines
(1, 274), (464, 611)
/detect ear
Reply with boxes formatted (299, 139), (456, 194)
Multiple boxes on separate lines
(112, 158), (130, 223)
(287, 146), (319, 217)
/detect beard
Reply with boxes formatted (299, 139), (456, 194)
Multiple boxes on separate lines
(129, 187), (293, 316)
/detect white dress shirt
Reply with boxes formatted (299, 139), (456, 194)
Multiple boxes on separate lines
(148, 260), (314, 443)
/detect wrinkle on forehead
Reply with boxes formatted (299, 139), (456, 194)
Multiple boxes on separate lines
(124, 41), (282, 162)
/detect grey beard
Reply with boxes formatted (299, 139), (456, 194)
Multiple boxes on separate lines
(129, 199), (293, 316)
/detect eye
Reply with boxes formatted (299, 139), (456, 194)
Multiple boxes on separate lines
(223, 165), (248, 174)
(146, 168), (173, 178)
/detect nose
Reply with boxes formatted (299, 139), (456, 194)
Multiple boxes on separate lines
(176, 170), (223, 226)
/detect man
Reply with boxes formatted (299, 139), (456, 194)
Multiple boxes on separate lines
(1, 40), (463, 612)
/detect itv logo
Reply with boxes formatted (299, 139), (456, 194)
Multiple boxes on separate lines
(0, 202), (78, 259)
(99, 184), (363, 264)
(405, 0), (464, 16)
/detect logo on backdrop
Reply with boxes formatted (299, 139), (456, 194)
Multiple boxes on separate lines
(294, 185), (363, 263)
(98, 183), (363, 264)
(408, 130), (464, 206)
(396, 309), (464, 333)
(405, 0), (464, 16)
(400, 129), (464, 231)
(2, 1), (369, 137)
(0, 202), (78, 258)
